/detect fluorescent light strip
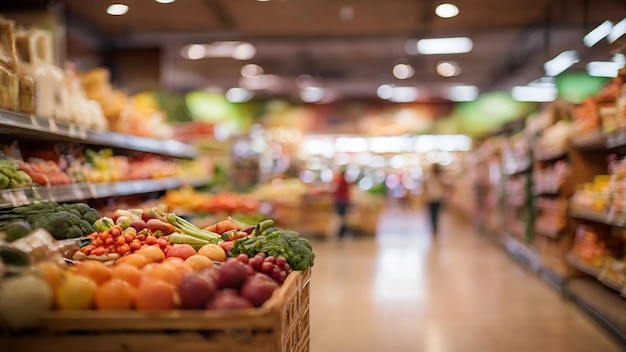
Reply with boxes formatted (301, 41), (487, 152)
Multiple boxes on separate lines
(389, 87), (419, 102)
(609, 18), (626, 43)
(584, 20), (613, 47)
(511, 86), (557, 102)
(416, 37), (473, 55)
(544, 50), (579, 77)
(448, 85), (478, 102)
(587, 61), (622, 77)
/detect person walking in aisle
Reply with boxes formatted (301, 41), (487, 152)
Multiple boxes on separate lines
(333, 168), (351, 239)
(424, 163), (445, 236)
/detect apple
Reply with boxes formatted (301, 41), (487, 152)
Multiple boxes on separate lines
(166, 244), (197, 260)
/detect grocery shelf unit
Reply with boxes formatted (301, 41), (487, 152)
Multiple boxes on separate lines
(0, 109), (205, 208)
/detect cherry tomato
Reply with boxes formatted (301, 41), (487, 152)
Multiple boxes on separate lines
(130, 240), (142, 251)
(136, 234), (146, 241)
(81, 244), (95, 253)
(123, 234), (134, 243)
(115, 237), (126, 246)
(156, 238), (169, 248)
(110, 227), (122, 237)
(163, 246), (169, 255)
(146, 235), (157, 245)
(118, 244), (131, 255)
(101, 232), (111, 241)
(105, 237), (114, 245)
(93, 238), (104, 247)
(93, 247), (106, 256)
(108, 244), (116, 253)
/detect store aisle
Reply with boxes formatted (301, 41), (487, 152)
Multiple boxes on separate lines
(309, 206), (622, 352)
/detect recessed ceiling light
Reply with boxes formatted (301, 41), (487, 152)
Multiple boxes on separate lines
(511, 86), (557, 102)
(155, 0), (175, 3)
(435, 3), (459, 18)
(416, 37), (473, 55)
(107, 4), (129, 16)
(448, 85), (478, 101)
(393, 64), (415, 79)
(241, 64), (264, 77)
(181, 44), (205, 60)
(301, 87), (325, 103)
(436, 61), (460, 77)
(377, 84), (393, 100)
(232, 43), (256, 60)
(226, 88), (254, 103)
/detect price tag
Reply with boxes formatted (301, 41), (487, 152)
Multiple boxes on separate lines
(48, 118), (58, 133)
(87, 183), (98, 198)
(30, 115), (41, 129)
(78, 125), (88, 140)
(68, 123), (78, 138)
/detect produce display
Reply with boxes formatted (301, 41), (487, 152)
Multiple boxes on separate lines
(0, 203), (314, 330)
(163, 187), (260, 215)
(0, 159), (31, 189)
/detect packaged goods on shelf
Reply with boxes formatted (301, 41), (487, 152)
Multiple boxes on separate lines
(533, 160), (571, 195)
(571, 175), (610, 211)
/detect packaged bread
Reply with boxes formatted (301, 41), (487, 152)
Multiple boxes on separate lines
(0, 18), (19, 111)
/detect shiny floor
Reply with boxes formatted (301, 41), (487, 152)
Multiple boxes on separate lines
(309, 206), (623, 352)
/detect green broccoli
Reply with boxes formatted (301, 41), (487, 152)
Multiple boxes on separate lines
(78, 219), (94, 235)
(29, 211), (84, 240)
(81, 209), (100, 224)
(277, 231), (315, 271)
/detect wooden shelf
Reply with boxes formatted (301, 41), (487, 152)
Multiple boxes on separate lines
(569, 206), (626, 227)
(570, 129), (607, 151)
(0, 108), (197, 159)
(0, 177), (208, 208)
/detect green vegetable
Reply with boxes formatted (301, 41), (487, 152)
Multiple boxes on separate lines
(276, 231), (314, 271)
(165, 213), (220, 244)
(3, 220), (31, 242)
(94, 217), (115, 232)
(0, 245), (30, 266)
(0, 172), (9, 189)
(250, 219), (275, 237)
(164, 233), (212, 250)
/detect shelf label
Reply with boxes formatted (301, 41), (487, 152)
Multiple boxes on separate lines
(68, 123), (78, 138)
(29, 115), (41, 129)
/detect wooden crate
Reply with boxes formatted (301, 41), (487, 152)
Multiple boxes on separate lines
(1, 269), (311, 352)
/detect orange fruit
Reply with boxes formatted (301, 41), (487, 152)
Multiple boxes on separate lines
(111, 264), (142, 287)
(94, 279), (136, 310)
(198, 244), (226, 262)
(116, 254), (149, 269)
(136, 246), (166, 263)
(135, 280), (180, 311)
(68, 261), (111, 285)
(165, 257), (184, 264)
(184, 255), (214, 271)
(56, 274), (98, 310)
(34, 261), (65, 291)
(144, 263), (180, 286)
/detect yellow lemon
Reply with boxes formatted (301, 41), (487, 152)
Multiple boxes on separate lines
(56, 274), (98, 310)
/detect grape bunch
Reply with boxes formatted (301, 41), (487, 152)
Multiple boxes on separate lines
(235, 253), (291, 284)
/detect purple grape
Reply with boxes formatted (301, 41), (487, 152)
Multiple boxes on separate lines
(248, 257), (262, 270)
(278, 271), (287, 283)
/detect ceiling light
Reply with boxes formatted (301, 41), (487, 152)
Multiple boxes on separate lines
(301, 87), (325, 103)
(393, 64), (415, 79)
(232, 43), (256, 60)
(106, 4), (129, 16)
(544, 50), (579, 77)
(436, 61), (460, 77)
(587, 61), (622, 77)
(608, 18), (626, 43)
(377, 84), (393, 99)
(389, 87), (419, 103)
(511, 85), (557, 102)
(240, 74), (282, 90)
(155, 0), (175, 3)
(226, 88), (254, 103)
(340, 6), (354, 21)
(435, 3), (459, 18)
(416, 37), (473, 55)
(241, 64), (263, 77)
(181, 44), (205, 60)
(448, 85), (478, 101)
(584, 20), (613, 47)
(296, 74), (315, 89)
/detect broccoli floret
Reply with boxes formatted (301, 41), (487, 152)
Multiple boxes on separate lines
(28, 211), (83, 240)
(278, 231), (315, 271)
(66, 203), (91, 215)
(78, 219), (94, 235)
(66, 225), (83, 239)
(81, 209), (100, 224)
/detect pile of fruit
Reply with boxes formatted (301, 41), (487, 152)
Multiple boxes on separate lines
(163, 187), (260, 215)
(0, 159), (32, 189)
(0, 204), (314, 330)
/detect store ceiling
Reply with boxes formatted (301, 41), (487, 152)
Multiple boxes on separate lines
(3, 0), (626, 102)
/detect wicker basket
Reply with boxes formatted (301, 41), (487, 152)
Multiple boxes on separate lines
(1, 269), (311, 352)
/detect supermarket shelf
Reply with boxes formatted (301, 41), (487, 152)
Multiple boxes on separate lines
(0, 177), (207, 208)
(532, 187), (561, 196)
(533, 225), (563, 239)
(606, 130), (626, 150)
(0, 109), (197, 159)
(570, 129), (607, 151)
(567, 278), (626, 345)
(569, 206), (626, 227)
(566, 252), (603, 279)
(533, 147), (567, 162)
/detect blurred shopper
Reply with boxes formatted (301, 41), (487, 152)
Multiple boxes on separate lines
(333, 168), (351, 238)
(424, 164), (445, 236)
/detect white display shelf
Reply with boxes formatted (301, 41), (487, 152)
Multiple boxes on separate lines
(0, 109), (196, 159)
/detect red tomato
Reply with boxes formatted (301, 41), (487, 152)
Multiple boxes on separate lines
(93, 238), (104, 247)
(146, 235), (157, 245)
(115, 237), (126, 246)
(101, 232), (111, 240)
(129, 240), (142, 251)
(108, 244), (116, 253)
(105, 237), (114, 245)
(136, 234), (146, 241)
(110, 227), (122, 237)
(81, 244), (95, 254)
(156, 238), (169, 249)
(118, 244), (130, 255)
(93, 247), (106, 256)
(123, 234), (134, 243)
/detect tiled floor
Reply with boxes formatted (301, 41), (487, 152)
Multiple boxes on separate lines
(309, 206), (623, 352)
